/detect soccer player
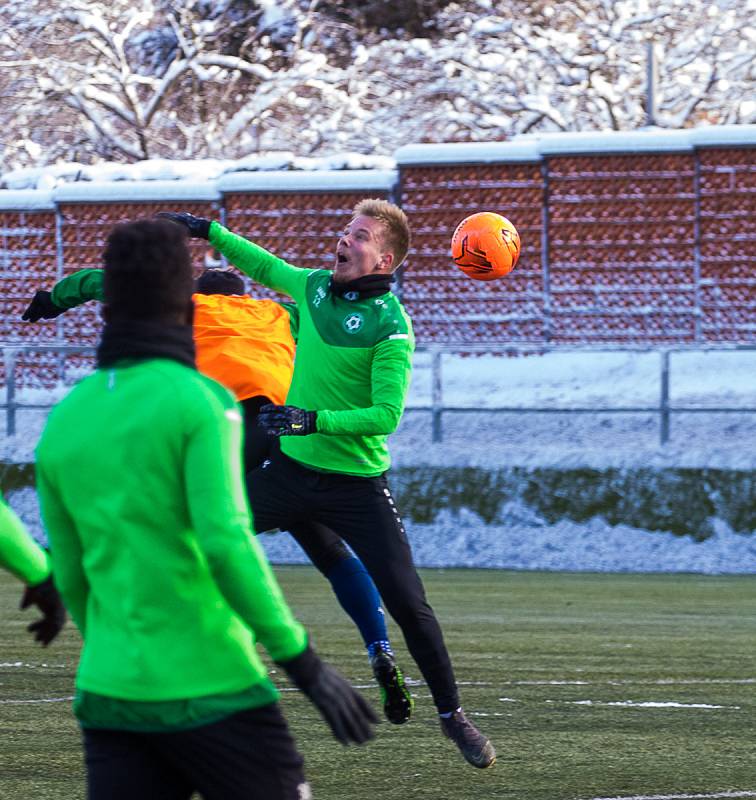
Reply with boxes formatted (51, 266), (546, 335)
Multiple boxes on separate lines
(0, 495), (65, 646)
(34, 218), (377, 800)
(23, 263), (413, 726)
(157, 201), (496, 769)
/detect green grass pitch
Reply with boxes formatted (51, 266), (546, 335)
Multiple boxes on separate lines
(1, 566), (755, 800)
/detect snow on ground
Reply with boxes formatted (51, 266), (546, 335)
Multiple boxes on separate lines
(2, 349), (755, 574)
(7, 485), (755, 575)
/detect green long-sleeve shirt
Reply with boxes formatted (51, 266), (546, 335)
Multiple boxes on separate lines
(50, 269), (301, 342)
(209, 222), (415, 477)
(51, 269), (106, 309)
(0, 497), (50, 585)
(35, 358), (307, 728)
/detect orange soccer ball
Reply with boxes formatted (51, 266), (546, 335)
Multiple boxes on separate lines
(450, 212), (521, 281)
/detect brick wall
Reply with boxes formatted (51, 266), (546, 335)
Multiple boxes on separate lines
(545, 152), (697, 345)
(399, 162), (544, 343)
(698, 148), (756, 342)
(396, 140), (754, 346)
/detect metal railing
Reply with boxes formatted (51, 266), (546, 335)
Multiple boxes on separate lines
(407, 343), (756, 444)
(2, 343), (755, 444)
(2, 344), (96, 436)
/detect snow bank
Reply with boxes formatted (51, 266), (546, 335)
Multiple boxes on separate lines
(3, 349), (755, 574)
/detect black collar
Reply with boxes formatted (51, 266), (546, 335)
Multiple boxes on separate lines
(97, 319), (196, 370)
(330, 273), (393, 301)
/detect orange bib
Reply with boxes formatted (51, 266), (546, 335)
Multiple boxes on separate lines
(192, 293), (295, 404)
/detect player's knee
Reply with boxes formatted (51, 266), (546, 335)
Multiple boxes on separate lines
(318, 541), (354, 575)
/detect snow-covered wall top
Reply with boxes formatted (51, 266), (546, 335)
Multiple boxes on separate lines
(396, 124), (756, 164)
(0, 152), (396, 198)
(217, 169), (397, 193)
(0, 190), (55, 210)
(0, 125), (753, 205)
(394, 140), (542, 165)
(54, 180), (222, 203)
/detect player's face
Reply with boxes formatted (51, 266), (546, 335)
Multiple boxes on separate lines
(334, 215), (394, 283)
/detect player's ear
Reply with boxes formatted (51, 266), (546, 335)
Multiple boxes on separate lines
(376, 251), (394, 273)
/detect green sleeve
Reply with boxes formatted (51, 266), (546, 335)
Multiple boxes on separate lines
(0, 497), (51, 585)
(209, 222), (311, 304)
(317, 337), (413, 436)
(51, 269), (105, 310)
(182, 384), (307, 663)
(35, 466), (89, 633)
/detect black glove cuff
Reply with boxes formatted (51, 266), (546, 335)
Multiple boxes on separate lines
(195, 218), (212, 240)
(276, 643), (321, 689)
(29, 575), (56, 597)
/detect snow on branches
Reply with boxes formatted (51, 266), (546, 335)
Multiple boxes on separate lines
(0, 0), (753, 170)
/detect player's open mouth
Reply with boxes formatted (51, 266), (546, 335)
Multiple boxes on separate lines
(337, 253), (349, 263)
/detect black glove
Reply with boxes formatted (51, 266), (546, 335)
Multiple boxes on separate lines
(276, 645), (378, 745)
(258, 404), (317, 437)
(156, 211), (212, 240)
(21, 290), (66, 322)
(20, 575), (66, 646)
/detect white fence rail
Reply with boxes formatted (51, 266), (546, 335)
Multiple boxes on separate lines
(3, 343), (756, 444)
(408, 344), (756, 444)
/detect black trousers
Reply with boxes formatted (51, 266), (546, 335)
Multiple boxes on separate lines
(247, 449), (460, 713)
(241, 397), (352, 573)
(83, 704), (307, 800)
(240, 396), (275, 472)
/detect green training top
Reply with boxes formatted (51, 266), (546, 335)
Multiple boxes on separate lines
(36, 358), (308, 729)
(209, 222), (415, 477)
(50, 268), (301, 342)
(51, 269), (106, 309)
(0, 497), (50, 585)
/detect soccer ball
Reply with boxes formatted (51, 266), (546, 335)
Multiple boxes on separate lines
(450, 212), (521, 281)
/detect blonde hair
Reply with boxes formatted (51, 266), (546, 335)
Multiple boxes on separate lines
(353, 198), (410, 270)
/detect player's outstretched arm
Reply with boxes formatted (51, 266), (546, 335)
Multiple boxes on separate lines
(276, 644), (379, 745)
(21, 270), (105, 321)
(183, 382), (378, 744)
(158, 211), (310, 301)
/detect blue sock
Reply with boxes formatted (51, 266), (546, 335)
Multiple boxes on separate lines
(366, 639), (394, 660)
(326, 556), (389, 649)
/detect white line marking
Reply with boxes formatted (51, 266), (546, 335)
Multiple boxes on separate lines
(0, 696), (73, 705)
(505, 698), (743, 711)
(585, 791), (756, 800)
(568, 700), (740, 710)
(270, 675), (756, 689)
(507, 679), (756, 686)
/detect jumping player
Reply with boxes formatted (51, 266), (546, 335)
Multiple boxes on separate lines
(158, 201), (496, 769)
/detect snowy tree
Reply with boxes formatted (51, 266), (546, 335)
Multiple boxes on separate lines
(0, 0), (753, 170)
